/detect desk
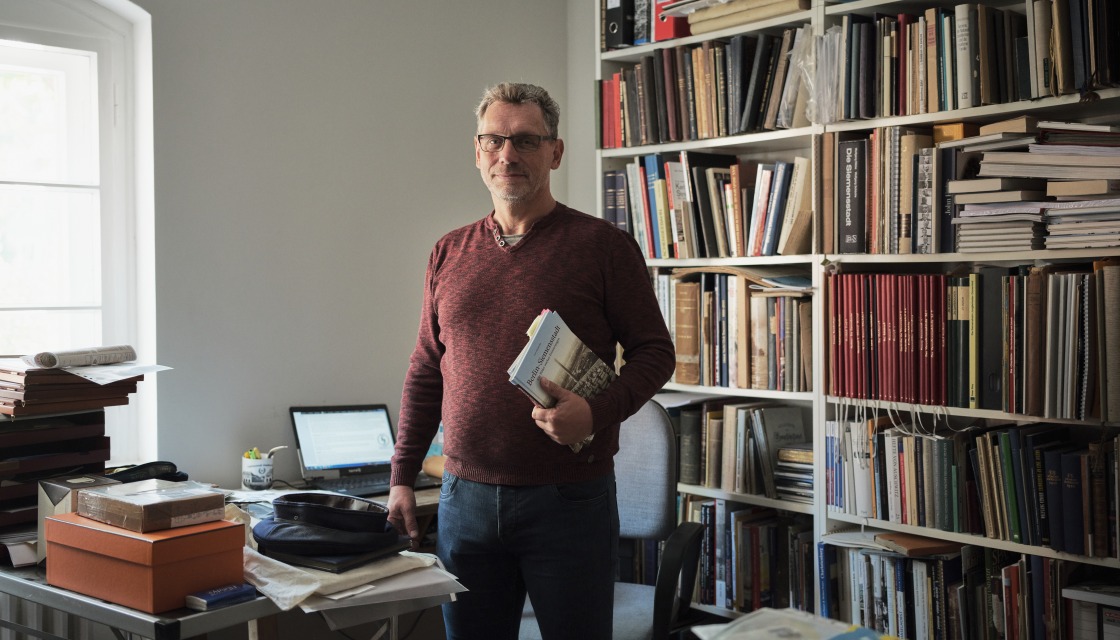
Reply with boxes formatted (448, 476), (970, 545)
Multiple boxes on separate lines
(0, 564), (458, 640)
(0, 563), (280, 640)
(0, 488), (448, 640)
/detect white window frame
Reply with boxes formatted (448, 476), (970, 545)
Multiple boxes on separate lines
(0, 0), (154, 464)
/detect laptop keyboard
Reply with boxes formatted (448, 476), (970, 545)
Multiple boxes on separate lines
(315, 473), (390, 496)
(313, 472), (440, 496)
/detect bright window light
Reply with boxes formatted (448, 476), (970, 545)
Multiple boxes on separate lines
(0, 39), (102, 355)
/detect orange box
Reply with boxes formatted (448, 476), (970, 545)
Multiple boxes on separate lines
(45, 512), (244, 613)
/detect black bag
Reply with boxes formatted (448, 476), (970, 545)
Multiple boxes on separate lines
(273, 492), (390, 532)
(252, 492), (399, 556)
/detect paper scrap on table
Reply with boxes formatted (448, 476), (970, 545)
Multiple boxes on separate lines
(68, 362), (171, 385)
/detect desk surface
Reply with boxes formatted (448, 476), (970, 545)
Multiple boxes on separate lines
(1, 488), (445, 640)
(0, 564), (281, 640)
(413, 486), (440, 510)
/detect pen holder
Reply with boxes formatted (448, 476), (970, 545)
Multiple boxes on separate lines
(241, 457), (274, 490)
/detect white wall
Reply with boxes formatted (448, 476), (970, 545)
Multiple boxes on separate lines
(136, 0), (591, 488)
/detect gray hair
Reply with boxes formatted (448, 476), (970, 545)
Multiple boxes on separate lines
(475, 82), (560, 139)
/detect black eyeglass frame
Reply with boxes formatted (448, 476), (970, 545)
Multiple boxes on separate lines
(476, 133), (556, 153)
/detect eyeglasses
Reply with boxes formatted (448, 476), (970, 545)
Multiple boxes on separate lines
(476, 133), (555, 153)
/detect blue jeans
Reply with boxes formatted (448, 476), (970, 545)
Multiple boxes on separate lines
(437, 471), (619, 640)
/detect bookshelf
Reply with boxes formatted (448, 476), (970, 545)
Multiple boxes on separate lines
(596, 0), (1120, 634)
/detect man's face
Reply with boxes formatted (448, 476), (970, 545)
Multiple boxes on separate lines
(475, 102), (563, 205)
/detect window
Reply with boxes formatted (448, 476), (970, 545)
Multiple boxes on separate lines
(0, 0), (154, 464)
(0, 39), (103, 351)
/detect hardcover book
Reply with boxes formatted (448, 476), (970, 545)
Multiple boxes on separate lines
(184, 582), (258, 610)
(507, 309), (617, 453)
(750, 405), (809, 499)
(739, 34), (776, 134)
(873, 531), (962, 557)
(674, 280), (702, 385)
(837, 137), (868, 254)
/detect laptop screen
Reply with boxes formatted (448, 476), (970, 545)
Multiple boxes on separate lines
(289, 404), (395, 478)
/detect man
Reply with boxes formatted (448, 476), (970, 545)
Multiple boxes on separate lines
(388, 82), (674, 640)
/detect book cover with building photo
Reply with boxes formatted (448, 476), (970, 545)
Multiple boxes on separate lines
(750, 405), (810, 499)
(507, 309), (616, 453)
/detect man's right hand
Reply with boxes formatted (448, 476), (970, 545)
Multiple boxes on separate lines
(387, 484), (420, 549)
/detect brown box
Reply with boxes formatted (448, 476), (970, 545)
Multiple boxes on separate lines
(45, 512), (244, 613)
(76, 479), (225, 532)
(37, 474), (120, 563)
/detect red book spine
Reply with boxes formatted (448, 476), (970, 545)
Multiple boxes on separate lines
(844, 274), (855, 399)
(833, 273), (842, 399)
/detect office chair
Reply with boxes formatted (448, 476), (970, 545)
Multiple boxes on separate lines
(520, 400), (706, 640)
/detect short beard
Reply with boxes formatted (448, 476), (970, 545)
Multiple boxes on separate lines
(494, 189), (529, 203)
(488, 180), (532, 203)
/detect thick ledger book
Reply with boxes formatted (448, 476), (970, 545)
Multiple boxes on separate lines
(508, 309), (617, 453)
(0, 379), (138, 403)
(0, 395), (130, 417)
(674, 280), (702, 384)
(678, 406), (703, 485)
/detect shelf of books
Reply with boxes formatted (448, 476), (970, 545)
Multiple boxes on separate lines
(598, 0), (1120, 635)
(657, 392), (819, 616)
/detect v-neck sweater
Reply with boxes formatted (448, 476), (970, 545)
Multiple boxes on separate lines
(392, 203), (675, 486)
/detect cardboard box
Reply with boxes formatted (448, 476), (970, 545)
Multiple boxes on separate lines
(76, 479), (225, 532)
(45, 512), (244, 613)
(36, 474), (120, 563)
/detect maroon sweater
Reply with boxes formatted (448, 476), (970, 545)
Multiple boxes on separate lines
(391, 203), (675, 486)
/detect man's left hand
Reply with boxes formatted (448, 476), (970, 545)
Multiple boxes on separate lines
(533, 376), (594, 446)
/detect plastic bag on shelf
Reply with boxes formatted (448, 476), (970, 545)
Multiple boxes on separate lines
(777, 26), (813, 130)
(808, 25), (841, 125)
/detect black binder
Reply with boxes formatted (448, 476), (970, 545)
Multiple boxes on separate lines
(605, 0), (635, 51)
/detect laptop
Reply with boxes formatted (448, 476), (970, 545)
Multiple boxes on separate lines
(289, 404), (441, 497)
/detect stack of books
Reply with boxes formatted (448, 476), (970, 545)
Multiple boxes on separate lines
(952, 207), (1047, 253)
(681, 0), (811, 36)
(943, 119), (1120, 251)
(0, 410), (110, 530)
(0, 357), (143, 418)
(992, 120), (1120, 249)
(773, 444), (813, 504)
(977, 120), (1120, 181)
(1043, 197), (1120, 249)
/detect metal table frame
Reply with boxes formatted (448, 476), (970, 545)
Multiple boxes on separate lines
(0, 564), (454, 640)
(0, 564), (281, 640)
(0, 489), (446, 639)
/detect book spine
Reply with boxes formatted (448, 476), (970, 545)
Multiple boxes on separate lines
(761, 161), (792, 256)
(1061, 449), (1086, 555)
(954, 4), (975, 109)
(678, 407), (702, 485)
(838, 138), (867, 254)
